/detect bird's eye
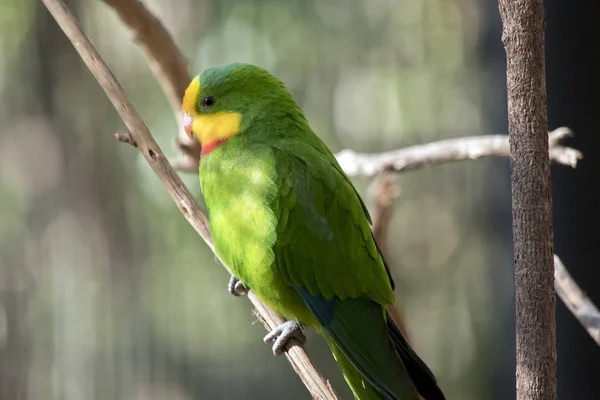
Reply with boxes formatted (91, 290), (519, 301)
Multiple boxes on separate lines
(201, 96), (216, 109)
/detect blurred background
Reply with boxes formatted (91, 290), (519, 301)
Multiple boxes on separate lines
(0, 0), (598, 399)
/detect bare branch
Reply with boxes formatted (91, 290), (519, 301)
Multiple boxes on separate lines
(369, 174), (400, 254)
(554, 255), (600, 346)
(40, 0), (338, 398)
(99, 0), (205, 171)
(336, 127), (581, 177)
(101, 0), (190, 115)
(365, 175), (412, 341)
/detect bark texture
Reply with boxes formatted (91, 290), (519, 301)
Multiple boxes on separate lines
(498, 0), (557, 399)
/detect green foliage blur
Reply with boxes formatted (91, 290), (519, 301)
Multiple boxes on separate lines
(0, 0), (508, 399)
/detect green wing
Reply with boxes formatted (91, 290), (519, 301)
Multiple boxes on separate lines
(271, 136), (425, 399)
(271, 138), (394, 304)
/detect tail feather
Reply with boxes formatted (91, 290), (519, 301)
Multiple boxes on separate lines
(297, 288), (420, 399)
(386, 312), (446, 400)
(324, 334), (386, 400)
(321, 315), (446, 400)
(297, 287), (444, 399)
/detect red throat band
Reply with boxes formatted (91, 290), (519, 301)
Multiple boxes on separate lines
(200, 139), (228, 156)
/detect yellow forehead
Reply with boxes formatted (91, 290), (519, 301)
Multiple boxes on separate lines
(182, 76), (201, 115)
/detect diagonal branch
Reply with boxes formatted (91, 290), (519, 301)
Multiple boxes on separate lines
(101, 0), (203, 166)
(41, 0), (338, 398)
(101, 0), (191, 115)
(554, 255), (600, 346)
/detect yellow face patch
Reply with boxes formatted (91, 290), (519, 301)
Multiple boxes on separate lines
(182, 75), (242, 146)
(193, 111), (242, 145)
(182, 76), (200, 116)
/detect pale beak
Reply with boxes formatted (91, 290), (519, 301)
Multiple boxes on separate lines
(183, 112), (194, 138)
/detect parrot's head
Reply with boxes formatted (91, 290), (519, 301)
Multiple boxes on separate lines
(182, 62), (302, 154)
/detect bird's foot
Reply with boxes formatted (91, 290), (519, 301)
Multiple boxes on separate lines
(228, 275), (249, 297)
(263, 319), (306, 355)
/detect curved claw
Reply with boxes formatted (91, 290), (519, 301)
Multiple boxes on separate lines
(264, 319), (306, 355)
(228, 275), (249, 297)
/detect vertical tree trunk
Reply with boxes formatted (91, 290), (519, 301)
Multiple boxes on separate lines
(497, 1), (557, 399)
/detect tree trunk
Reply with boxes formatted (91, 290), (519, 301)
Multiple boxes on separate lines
(497, 0), (557, 399)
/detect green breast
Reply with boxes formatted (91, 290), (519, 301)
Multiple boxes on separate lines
(199, 141), (279, 285)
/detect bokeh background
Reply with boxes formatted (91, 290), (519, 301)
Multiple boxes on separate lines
(0, 0), (598, 399)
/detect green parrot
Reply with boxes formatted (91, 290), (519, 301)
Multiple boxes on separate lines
(182, 63), (445, 400)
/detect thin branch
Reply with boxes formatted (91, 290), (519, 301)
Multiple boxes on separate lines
(554, 255), (600, 346)
(336, 127), (581, 177)
(101, 0), (191, 115)
(100, 0), (204, 172)
(366, 175), (412, 341)
(369, 174), (400, 254)
(40, 0), (338, 398)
